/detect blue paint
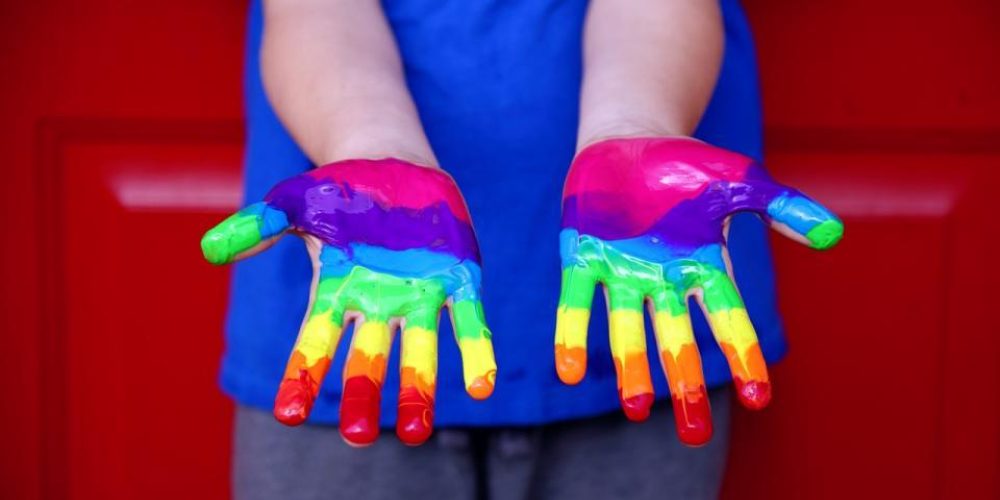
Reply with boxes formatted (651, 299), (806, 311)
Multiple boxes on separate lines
(240, 202), (289, 239)
(318, 244), (483, 300)
(766, 193), (837, 236)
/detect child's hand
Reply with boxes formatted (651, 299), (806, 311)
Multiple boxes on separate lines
(555, 137), (842, 446)
(201, 158), (496, 447)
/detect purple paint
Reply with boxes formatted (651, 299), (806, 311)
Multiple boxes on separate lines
(265, 174), (480, 262)
(563, 164), (791, 248)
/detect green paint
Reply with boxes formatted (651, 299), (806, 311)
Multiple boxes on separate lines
(451, 299), (492, 341)
(201, 212), (263, 265)
(806, 219), (844, 250)
(310, 266), (447, 323)
(560, 234), (746, 315)
(305, 265), (488, 340)
(558, 267), (597, 310)
(694, 266), (744, 313)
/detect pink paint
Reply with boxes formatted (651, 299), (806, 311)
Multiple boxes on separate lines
(564, 138), (753, 238)
(303, 158), (472, 224)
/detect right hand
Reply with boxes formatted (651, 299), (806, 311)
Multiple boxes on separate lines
(201, 158), (497, 447)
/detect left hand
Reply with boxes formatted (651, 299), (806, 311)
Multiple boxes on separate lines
(555, 137), (843, 446)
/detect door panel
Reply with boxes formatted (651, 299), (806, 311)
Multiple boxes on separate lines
(38, 120), (242, 499)
(722, 142), (1000, 499)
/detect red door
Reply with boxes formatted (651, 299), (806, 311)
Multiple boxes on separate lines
(1, 1), (996, 499)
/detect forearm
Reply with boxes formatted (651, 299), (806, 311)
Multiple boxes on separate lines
(577, 0), (723, 149)
(262, 0), (436, 166)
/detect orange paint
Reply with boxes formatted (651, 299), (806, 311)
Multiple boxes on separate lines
(555, 344), (587, 384)
(613, 352), (654, 421)
(466, 371), (496, 400)
(658, 343), (712, 444)
(344, 349), (388, 380)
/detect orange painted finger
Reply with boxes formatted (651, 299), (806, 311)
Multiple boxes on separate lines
(273, 277), (346, 426)
(555, 265), (597, 384)
(696, 271), (771, 410)
(606, 283), (654, 422)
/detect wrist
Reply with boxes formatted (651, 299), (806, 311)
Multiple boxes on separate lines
(315, 114), (439, 169)
(576, 112), (697, 154)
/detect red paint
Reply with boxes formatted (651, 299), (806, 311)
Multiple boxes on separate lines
(619, 392), (655, 422)
(273, 371), (318, 426)
(672, 387), (713, 446)
(396, 386), (434, 446)
(733, 378), (772, 411)
(339, 376), (382, 446)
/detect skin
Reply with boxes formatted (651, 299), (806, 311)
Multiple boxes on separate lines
(565, 0), (843, 447)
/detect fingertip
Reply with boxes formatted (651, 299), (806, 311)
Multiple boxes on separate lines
(340, 376), (382, 446)
(555, 345), (586, 385)
(397, 385), (434, 446)
(466, 371), (496, 400)
(340, 416), (381, 447)
(396, 409), (434, 446)
(273, 379), (314, 426)
(806, 219), (844, 250)
(735, 379), (772, 410)
(672, 387), (713, 446)
(200, 230), (231, 265)
(620, 392), (654, 422)
(677, 421), (713, 447)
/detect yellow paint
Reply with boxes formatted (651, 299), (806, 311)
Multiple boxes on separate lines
(295, 310), (343, 366)
(609, 309), (647, 357)
(351, 321), (392, 357)
(401, 326), (437, 380)
(458, 337), (496, 389)
(555, 307), (590, 349)
(706, 308), (758, 356)
(652, 311), (695, 357)
(609, 309), (653, 397)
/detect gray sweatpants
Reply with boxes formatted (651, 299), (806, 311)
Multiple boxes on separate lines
(233, 388), (730, 500)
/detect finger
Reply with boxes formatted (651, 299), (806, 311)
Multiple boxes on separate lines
(648, 285), (713, 446)
(555, 265), (598, 384)
(605, 283), (654, 422)
(695, 265), (771, 410)
(200, 201), (289, 265)
(273, 275), (347, 425)
(397, 307), (439, 446)
(450, 299), (497, 400)
(340, 318), (393, 447)
(765, 189), (844, 250)
(731, 171), (843, 250)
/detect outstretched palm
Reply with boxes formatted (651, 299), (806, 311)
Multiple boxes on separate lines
(555, 137), (842, 446)
(202, 158), (496, 447)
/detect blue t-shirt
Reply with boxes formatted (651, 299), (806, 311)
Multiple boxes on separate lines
(220, 0), (785, 426)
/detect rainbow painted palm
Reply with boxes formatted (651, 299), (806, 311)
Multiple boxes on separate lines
(201, 158), (496, 447)
(556, 137), (843, 446)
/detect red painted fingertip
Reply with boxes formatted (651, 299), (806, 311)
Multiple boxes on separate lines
(735, 379), (772, 410)
(620, 392), (655, 422)
(672, 388), (713, 446)
(340, 376), (382, 447)
(396, 389), (434, 446)
(273, 377), (315, 426)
